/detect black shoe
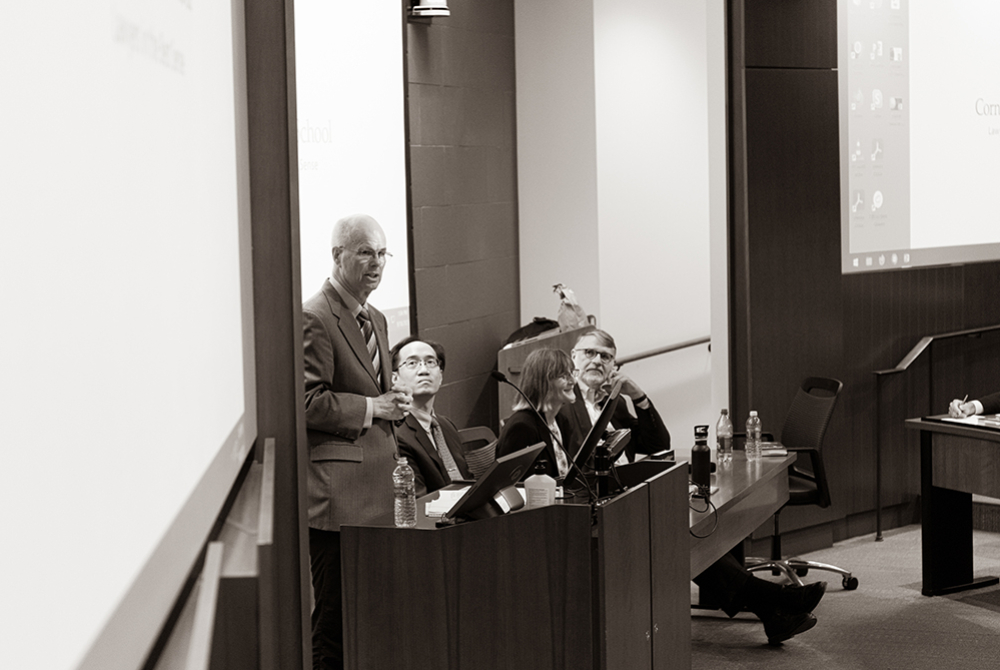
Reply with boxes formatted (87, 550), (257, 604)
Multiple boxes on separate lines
(779, 581), (827, 615)
(762, 612), (817, 645)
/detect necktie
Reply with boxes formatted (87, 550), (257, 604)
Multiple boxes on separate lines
(430, 417), (462, 482)
(356, 307), (381, 384)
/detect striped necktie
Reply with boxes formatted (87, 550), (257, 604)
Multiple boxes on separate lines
(356, 307), (381, 384)
(431, 417), (462, 482)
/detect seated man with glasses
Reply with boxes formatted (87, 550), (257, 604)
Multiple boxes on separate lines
(390, 336), (484, 496)
(560, 328), (825, 644)
(560, 329), (671, 463)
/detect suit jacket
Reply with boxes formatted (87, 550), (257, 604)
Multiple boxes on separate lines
(559, 385), (671, 462)
(979, 392), (1000, 414)
(496, 409), (580, 480)
(303, 279), (397, 531)
(395, 413), (472, 497)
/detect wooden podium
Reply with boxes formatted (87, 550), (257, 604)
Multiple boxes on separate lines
(340, 460), (690, 670)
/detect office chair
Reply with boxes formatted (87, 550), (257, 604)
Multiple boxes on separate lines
(458, 426), (498, 479)
(743, 377), (859, 590)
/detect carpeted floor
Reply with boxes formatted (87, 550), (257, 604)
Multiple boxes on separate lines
(691, 525), (1000, 670)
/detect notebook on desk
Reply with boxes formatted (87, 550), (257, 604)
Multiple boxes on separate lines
(923, 413), (1000, 431)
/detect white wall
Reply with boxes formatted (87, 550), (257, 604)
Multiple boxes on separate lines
(515, 0), (728, 438)
(515, 0), (601, 322)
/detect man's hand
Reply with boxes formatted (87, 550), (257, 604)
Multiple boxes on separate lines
(948, 398), (974, 418)
(607, 370), (645, 402)
(372, 384), (412, 421)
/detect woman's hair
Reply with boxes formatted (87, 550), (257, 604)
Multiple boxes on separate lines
(514, 348), (574, 412)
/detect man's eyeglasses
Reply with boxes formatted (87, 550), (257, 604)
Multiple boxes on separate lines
(398, 357), (440, 371)
(573, 348), (614, 364)
(342, 246), (393, 262)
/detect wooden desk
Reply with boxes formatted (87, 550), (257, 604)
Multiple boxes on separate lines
(341, 460), (689, 670)
(905, 417), (1000, 596)
(339, 453), (794, 670)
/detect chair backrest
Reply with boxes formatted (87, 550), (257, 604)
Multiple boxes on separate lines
(458, 426), (498, 480)
(780, 377), (842, 509)
(458, 426), (497, 451)
(780, 377), (842, 452)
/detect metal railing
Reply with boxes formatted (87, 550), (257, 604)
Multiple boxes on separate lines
(616, 336), (711, 366)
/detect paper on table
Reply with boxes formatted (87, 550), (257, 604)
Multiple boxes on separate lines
(424, 486), (471, 518)
(941, 414), (1000, 429)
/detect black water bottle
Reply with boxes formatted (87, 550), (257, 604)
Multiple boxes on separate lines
(691, 425), (711, 497)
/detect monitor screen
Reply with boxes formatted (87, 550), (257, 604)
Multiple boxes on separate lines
(443, 442), (547, 522)
(562, 379), (623, 490)
(839, 0), (1000, 273)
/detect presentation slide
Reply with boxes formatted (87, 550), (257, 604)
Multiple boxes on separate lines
(0, 2), (254, 670)
(841, 0), (1000, 273)
(295, 0), (411, 344)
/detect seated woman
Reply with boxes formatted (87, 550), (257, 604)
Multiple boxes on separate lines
(495, 348), (581, 480)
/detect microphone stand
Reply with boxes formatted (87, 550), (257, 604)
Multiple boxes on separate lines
(491, 371), (598, 506)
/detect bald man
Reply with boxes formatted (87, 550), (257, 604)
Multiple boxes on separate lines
(303, 214), (411, 670)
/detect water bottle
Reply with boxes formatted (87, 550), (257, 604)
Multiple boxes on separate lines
(745, 411), (762, 462)
(716, 409), (734, 466)
(393, 457), (417, 528)
(691, 425), (712, 496)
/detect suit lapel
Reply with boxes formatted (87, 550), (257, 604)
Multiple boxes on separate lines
(323, 281), (380, 389)
(571, 386), (593, 434)
(407, 414), (446, 476)
(371, 306), (392, 393)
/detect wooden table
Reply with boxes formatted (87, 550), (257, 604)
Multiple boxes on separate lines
(686, 451), (796, 579)
(906, 417), (1000, 596)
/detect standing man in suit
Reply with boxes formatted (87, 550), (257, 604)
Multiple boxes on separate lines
(949, 391), (1000, 417)
(303, 213), (412, 670)
(561, 329), (671, 462)
(390, 336), (477, 496)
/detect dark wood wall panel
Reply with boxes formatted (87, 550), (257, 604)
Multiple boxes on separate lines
(741, 66), (846, 531)
(407, 0), (519, 432)
(743, 0), (836, 69)
(732, 0), (1000, 544)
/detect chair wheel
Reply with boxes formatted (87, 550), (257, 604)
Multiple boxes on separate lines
(842, 576), (859, 590)
(795, 567), (809, 577)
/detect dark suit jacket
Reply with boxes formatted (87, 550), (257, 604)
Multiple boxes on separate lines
(979, 392), (1000, 414)
(558, 385), (671, 462)
(303, 279), (397, 531)
(496, 409), (580, 480)
(395, 413), (472, 497)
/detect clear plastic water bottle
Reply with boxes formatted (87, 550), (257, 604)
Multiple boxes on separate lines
(716, 409), (734, 466)
(393, 457), (417, 528)
(746, 410), (762, 462)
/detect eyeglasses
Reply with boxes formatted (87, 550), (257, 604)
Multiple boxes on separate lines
(398, 357), (440, 371)
(342, 246), (393, 262)
(573, 348), (614, 364)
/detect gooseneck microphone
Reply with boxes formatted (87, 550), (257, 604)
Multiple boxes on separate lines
(491, 370), (596, 503)
(491, 370), (546, 423)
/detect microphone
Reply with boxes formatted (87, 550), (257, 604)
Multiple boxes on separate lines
(491, 370), (544, 419)
(491, 370), (597, 502)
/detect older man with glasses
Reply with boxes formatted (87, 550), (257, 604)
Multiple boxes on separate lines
(560, 328), (826, 645)
(302, 213), (411, 670)
(560, 329), (671, 463)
